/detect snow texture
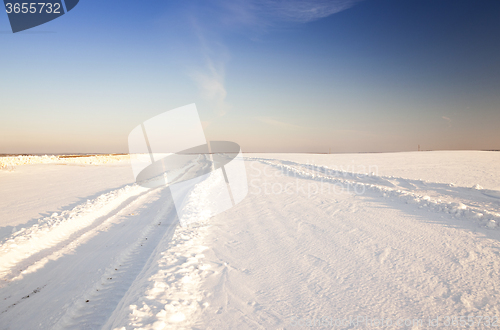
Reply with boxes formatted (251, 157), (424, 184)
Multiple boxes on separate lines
(1, 151), (500, 329)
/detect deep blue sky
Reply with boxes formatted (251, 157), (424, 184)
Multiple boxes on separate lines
(1, 0), (499, 153)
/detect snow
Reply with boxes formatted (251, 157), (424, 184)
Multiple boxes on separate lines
(194, 157), (500, 329)
(0, 154), (129, 168)
(0, 155), (133, 229)
(253, 150), (500, 191)
(1, 151), (500, 329)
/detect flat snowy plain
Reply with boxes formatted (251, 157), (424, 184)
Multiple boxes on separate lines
(1, 151), (500, 329)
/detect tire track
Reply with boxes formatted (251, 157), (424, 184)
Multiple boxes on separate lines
(249, 157), (500, 229)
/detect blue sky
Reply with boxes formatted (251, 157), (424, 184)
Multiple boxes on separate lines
(1, 0), (499, 153)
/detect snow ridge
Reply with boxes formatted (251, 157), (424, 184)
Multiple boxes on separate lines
(0, 183), (149, 282)
(104, 171), (225, 330)
(251, 157), (500, 229)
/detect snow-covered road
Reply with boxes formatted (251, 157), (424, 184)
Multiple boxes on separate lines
(0, 151), (499, 329)
(1, 186), (176, 329)
(194, 158), (500, 329)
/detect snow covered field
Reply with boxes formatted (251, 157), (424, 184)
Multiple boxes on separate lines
(1, 151), (500, 329)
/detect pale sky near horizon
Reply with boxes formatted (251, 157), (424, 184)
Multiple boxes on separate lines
(1, 0), (499, 154)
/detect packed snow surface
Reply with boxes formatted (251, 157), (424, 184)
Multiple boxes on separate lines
(0, 151), (500, 329)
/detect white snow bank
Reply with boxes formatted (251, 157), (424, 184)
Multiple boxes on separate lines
(0, 154), (130, 169)
(108, 223), (211, 330)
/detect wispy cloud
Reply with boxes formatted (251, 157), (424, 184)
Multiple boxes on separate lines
(209, 0), (362, 30)
(259, 0), (363, 23)
(191, 61), (230, 117)
(190, 21), (231, 117)
(188, 0), (362, 116)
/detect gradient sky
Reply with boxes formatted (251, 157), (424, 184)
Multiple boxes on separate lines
(1, 0), (499, 154)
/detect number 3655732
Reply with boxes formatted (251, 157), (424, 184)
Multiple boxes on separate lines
(5, 3), (61, 14)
